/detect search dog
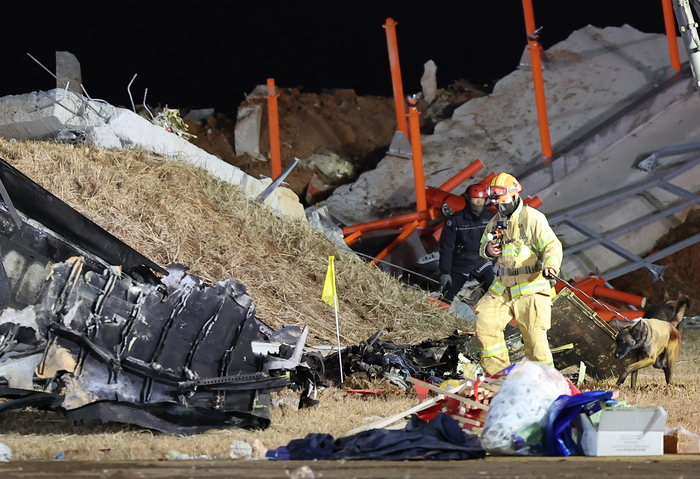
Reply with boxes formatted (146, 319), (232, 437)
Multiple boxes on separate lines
(614, 294), (690, 388)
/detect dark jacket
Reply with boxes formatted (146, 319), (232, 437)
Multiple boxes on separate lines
(439, 207), (494, 274)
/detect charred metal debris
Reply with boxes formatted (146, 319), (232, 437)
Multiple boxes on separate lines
(0, 157), (308, 434)
(318, 327), (525, 388)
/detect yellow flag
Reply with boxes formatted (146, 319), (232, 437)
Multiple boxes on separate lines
(322, 256), (337, 308)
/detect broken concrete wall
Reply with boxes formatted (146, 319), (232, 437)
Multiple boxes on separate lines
(0, 89), (304, 219)
(234, 104), (263, 158)
(55, 51), (83, 94)
(322, 25), (689, 226)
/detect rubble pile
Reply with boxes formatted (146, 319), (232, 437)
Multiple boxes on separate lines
(187, 84), (484, 205)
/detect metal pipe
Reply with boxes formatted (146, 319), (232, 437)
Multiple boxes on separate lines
(341, 207), (438, 236)
(592, 285), (647, 308)
(521, 0), (553, 159)
(438, 160), (484, 192)
(370, 220), (419, 266)
(523, 196), (543, 208)
(407, 98), (427, 224)
(266, 78), (282, 180)
(593, 308), (643, 322)
(344, 230), (363, 246)
(383, 18), (409, 138)
(663, 0), (682, 72)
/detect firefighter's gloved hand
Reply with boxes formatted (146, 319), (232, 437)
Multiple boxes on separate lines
(439, 274), (452, 290)
(542, 267), (557, 279)
(486, 241), (502, 258)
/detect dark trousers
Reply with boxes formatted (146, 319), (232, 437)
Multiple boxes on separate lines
(443, 262), (495, 302)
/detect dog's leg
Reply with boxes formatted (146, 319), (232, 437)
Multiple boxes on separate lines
(616, 357), (656, 387)
(631, 370), (638, 389)
(664, 342), (681, 385)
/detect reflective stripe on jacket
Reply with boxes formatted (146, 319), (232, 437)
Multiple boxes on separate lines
(478, 200), (562, 297)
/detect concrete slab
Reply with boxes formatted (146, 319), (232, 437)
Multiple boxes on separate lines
(0, 89), (304, 220)
(234, 104), (263, 158)
(541, 89), (700, 278)
(55, 51), (82, 94)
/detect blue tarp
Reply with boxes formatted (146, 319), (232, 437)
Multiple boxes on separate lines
(545, 390), (613, 456)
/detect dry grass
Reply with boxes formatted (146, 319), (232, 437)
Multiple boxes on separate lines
(0, 386), (417, 461)
(0, 138), (458, 345)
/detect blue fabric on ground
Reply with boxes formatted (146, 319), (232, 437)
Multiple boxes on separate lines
(545, 390), (612, 456)
(271, 413), (484, 461)
(265, 446), (291, 460)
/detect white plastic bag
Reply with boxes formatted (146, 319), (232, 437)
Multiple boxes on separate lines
(480, 359), (571, 455)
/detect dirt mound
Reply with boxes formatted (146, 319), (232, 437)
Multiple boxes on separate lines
(186, 89), (395, 201)
(186, 83), (485, 206)
(610, 207), (700, 315)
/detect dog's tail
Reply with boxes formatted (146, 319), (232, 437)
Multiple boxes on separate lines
(671, 293), (691, 328)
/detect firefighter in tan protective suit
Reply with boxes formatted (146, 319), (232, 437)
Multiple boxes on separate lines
(474, 172), (563, 375)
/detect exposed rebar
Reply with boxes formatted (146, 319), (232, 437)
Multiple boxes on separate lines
(142, 87), (155, 120)
(26, 53), (107, 120)
(127, 74), (138, 114)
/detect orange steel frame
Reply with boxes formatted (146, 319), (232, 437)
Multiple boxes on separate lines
(662, 0), (682, 72)
(522, 0), (552, 161)
(519, 1), (681, 162)
(383, 18), (409, 138)
(266, 78), (282, 180)
(342, 9), (683, 271)
(407, 98), (427, 223)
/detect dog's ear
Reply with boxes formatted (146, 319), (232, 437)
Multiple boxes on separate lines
(663, 290), (672, 303)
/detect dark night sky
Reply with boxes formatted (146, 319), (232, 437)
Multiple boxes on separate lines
(0, 1), (672, 114)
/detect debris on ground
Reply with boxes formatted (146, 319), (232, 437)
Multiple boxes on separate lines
(267, 412), (484, 461)
(228, 441), (253, 460)
(286, 465), (315, 479)
(0, 443), (11, 462)
(480, 360), (572, 455)
(318, 327), (524, 388)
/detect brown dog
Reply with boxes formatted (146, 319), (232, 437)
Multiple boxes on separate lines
(614, 294), (690, 388)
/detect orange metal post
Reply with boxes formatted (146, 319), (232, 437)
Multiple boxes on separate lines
(522, 0), (553, 160)
(383, 18), (409, 138)
(344, 230), (363, 246)
(438, 160), (484, 192)
(592, 285), (647, 309)
(407, 99), (427, 223)
(370, 220), (419, 266)
(662, 0), (682, 72)
(266, 78), (282, 180)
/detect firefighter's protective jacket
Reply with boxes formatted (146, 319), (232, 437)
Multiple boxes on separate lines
(479, 200), (562, 297)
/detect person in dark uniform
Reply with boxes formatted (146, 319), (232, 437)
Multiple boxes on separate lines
(438, 184), (495, 302)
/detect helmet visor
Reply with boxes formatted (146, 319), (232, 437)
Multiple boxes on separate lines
(486, 185), (508, 200)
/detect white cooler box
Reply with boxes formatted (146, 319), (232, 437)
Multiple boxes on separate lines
(574, 406), (667, 456)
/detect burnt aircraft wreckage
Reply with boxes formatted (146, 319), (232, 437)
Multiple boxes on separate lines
(0, 157), (307, 434)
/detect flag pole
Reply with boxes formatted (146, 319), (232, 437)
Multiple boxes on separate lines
(333, 293), (344, 383)
(323, 255), (344, 384)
